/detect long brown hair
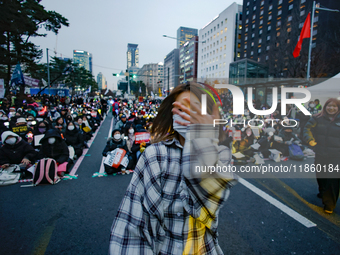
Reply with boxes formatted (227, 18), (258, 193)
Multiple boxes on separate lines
(150, 82), (219, 143)
(314, 98), (340, 121)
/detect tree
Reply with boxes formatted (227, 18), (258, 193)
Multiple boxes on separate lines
(0, 0), (69, 93)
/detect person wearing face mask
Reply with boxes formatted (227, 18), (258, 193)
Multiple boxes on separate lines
(123, 123), (140, 170)
(0, 131), (37, 177)
(102, 129), (129, 174)
(33, 121), (49, 149)
(114, 114), (128, 132)
(0, 114), (10, 137)
(273, 125), (302, 156)
(64, 121), (84, 159)
(38, 129), (69, 174)
(53, 117), (66, 135)
(109, 83), (237, 254)
(303, 98), (340, 214)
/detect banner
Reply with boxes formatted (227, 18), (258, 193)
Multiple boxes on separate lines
(104, 148), (127, 168)
(24, 76), (40, 87)
(10, 63), (25, 87)
(0, 79), (5, 98)
(135, 132), (151, 144)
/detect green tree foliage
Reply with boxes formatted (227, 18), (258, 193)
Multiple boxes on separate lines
(0, 0), (69, 92)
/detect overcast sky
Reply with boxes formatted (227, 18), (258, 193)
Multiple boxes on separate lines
(32, 0), (243, 90)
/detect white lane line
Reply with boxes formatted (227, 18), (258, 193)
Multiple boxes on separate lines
(68, 115), (106, 176)
(99, 117), (114, 174)
(239, 178), (317, 228)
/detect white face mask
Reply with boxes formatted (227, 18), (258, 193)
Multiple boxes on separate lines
(310, 103), (315, 108)
(5, 137), (16, 145)
(129, 129), (134, 134)
(48, 137), (56, 144)
(173, 113), (190, 138)
(68, 125), (75, 131)
(114, 134), (121, 140)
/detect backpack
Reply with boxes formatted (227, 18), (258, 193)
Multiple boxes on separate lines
(33, 158), (60, 185)
(288, 144), (305, 161)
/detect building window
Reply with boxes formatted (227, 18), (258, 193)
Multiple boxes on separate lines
(260, 20), (263, 25)
(301, 0), (306, 3)
(259, 29), (263, 35)
(251, 51), (254, 56)
(245, 45), (247, 49)
(253, 14), (256, 20)
(247, 1), (250, 6)
(266, 55), (269, 60)
(268, 15), (272, 20)
(278, 0), (283, 5)
(269, 4), (273, 10)
(245, 27), (248, 32)
(259, 38), (262, 43)
(277, 21), (281, 27)
(268, 25), (271, 31)
(224, 45), (226, 50)
(287, 27), (291, 32)
(238, 43), (241, 48)
(289, 4), (293, 10)
(261, 0), (264, 6)
(278, 10), (282, 16)
(299, 22), (304, 28)
(245, 36), (248, 40)
(221, 21), (223, 26)
(225, 27), (227, 32)
(288, 15), (293, 21)
(251, 42), (254, 47)
(252, 24), (256, 29)
(216, 65), (218, 69)
(260, 10), (264, 15)
(214, 26), (216, 31)
(287, 39), (290, 44)
(314, 16), (319, 23)
(223, 53), (226, 58)
(253, 6), (256, 11)
(224, 36), (227, 41)
(267, 35), (271, 40)
(246, 19), (249, 24)
(217, 24), (219, 29)
(300, 10), (305, 16)
(313, 29), (317, 36)
(244, 53), (247, 57)
(277, 31), (280, 36)
(246, 10), (249, 15)
(252, 33), (255, 38)
(266, 45), (270, 50)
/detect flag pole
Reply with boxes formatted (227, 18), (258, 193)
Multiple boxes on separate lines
(307, 1), (315, 82)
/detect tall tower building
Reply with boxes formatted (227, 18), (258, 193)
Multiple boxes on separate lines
(97, 72), (106, 90)
(73, 50), (92, 72)
(127, 43), (139, 69)
(177, 27), (198, 49)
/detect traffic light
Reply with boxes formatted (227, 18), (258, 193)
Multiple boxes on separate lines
(112, 73), (120, 77)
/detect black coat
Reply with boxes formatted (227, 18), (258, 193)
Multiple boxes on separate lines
(303, 114), (340, 158)
(0, 139), (37, 165)
(38, 129), (69, 164)
(102, 138), (128, 157)
(64, 128), (84, 149)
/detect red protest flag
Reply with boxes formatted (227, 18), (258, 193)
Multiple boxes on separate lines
(293, 13), (311, 58)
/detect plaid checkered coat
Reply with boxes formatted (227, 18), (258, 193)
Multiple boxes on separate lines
(109, 125), (237, 254)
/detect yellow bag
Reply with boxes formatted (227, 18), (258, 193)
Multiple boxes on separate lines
(83, 126), (91, 133)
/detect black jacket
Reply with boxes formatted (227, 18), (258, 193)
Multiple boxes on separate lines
(303, 114), (340, 158)
(0, 139), (37, 165)
(64, 128), (84, 149)
(102, 138), (128, 157)
(38, 129), (69, 164)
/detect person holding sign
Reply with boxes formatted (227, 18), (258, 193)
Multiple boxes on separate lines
(109, 83), (237, 255)
(102, 129), (129, 175)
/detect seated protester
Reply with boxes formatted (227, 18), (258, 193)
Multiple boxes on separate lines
(64, 121), (84, 159)
(12, 117), (34, 144)
(49, 107), (61, 122)
(134, 112), (146, 127)
(257, 131), (274, 158)
(53, 117), (66, 136)
(38, 129), (69, 175)
(26, 105), (37, 117)
(114, 114), (128, 132)
(0, 114), (10, 137)
(232, 127), (256, 159)
(102, 129), (129, 175)
(74, 116), (90, 142)
(123, 123), (140, 170)
(33, 121), (50, 149)
(0, 131), (37, 178)
(60, 108), (69, 122)
(82, 115), (94, 134)
(273, 126), (302, 156)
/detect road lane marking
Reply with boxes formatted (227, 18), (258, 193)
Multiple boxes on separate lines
(99, 117), (114, 174)
(239, 177), (317, 228)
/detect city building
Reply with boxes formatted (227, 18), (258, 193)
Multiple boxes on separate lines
(197, 2), (243, 81)
(240, 0), (340, 78)
(179, 36), (198, 84)
(73, 50), (92, 72)
(127, 43), (139, 69)
(177, 26), (198, 49)
(97, 72), (106, 90)
(163, 49), (180, 94)
(137, 63), (164, 93)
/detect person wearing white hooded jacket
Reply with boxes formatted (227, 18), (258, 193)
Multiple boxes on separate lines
(0, 131), (37, 171)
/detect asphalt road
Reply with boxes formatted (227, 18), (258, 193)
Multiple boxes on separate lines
(1, 115), (339, 255)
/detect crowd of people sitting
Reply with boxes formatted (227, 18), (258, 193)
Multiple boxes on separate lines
(0, 93), (107, 179)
